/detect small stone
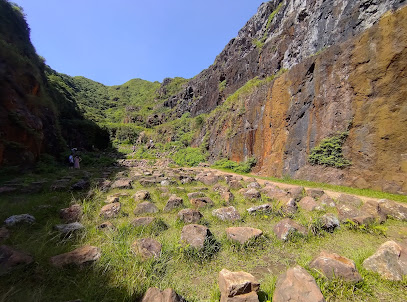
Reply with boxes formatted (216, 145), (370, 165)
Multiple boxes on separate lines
(191, 197), (214, 208)
(0, 245), (33, 275)
(213, 185), (230, 193)
(131, 217), (156, 227)
(298, 196), (320, 211)
(4, 214), (35, 226)
(219, 268), (260, 297)
(273, 218), (307, 241)
(131, 238), (162, 260)
(106, 195), (120, 204)
(97, 221), (116, 231)
(336, 194), (363, 207)
(50, 245), (101, 268)
(305, 189), (325, 199)
(60, 204), (82, 223)
(273, 266), (325, 302)
(134, 202), (158, 215)
(177, 209), (203, 224)
(54, 222), (84, 234)
(0, 227), (10, 242)
(198, 174), (219, 186)
(181, 224), (212, 249)
(363, 240), (407, 281)
(213, 207), (241, 221)
(70, 179), (90, 191)
(309, 251), (362, 282)
(247, 204), (272, 214)
(164, 195), (184, 212)
(100, 202), (121, 218)
(160, 180), (171, 186)
(110, 178), (133, 190)
(320, 214), (340, 232)
(226, 227), (263, 244)
(141, 287), (186, 302)
(244, 189), (261, 200)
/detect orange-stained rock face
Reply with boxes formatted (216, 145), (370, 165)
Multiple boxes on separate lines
(204, 6), (407, 194)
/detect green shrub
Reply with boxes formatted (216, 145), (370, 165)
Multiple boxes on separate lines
(212, 157), (257, 173)
(172, 147), (207, 167)
(308, 132), (351, 168)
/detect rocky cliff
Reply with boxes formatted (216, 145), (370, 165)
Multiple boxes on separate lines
(194, 1), (407, 194)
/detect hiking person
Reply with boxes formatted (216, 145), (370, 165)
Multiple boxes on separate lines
(74, 155), (81, 169)
(68, 153), (74, 169)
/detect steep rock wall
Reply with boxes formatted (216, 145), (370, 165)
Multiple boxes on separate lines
(201, 5), (407, 194)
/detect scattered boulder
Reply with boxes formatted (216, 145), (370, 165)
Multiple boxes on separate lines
(105, 195), (120, 204)
(361, 200), (387, 223)
(131, 238), (162, 260)
(131, 217), (156, 227)
(247, 182), (261, 189)
(0, 227), (10, 242)
(50, 245), (101, 268)
(134, 202), (158, 215)
(197, 174), (219, 186)
(141, 287), (186, 302)
(247, 204), (272, 214)
(286, 186), (304, 201)
(305, 189), (325, 199)
(363, 241), (407, 281)
(243, 189), (261, 200)
(187, 192), (206, 200)
(337, 204), (365, 223)
(97, 221), (116, 231)
(213, 207), (241, 221)
(378, 199), (407, 221)
(221, 191), (235, 203)
(51, 179), (71, 191)
(110, 178), (133, 190)
(180, 224), (212, 249)
(336, 194), (363, 207)
(273, 218), (307, 241)
(298, 196), (321, 211)
(273, 266), (325, 302)
(4, 214), (35, 226)
(0, 245), (33, 275)
(133, 190), (151, 201)
(164, 195), (184, 212)
(319, 194), (336, 208)
(229, 180), (243, 190)
(70, 179), (90, 191)
(262, 185), (291, 202)
(309, 251), (362, 282)
(54, 222), (84, 235)
(320, 214), (340, 232)
(191, 197), (214, 208)
(177, 209), (203, 224)
(219, 269), (260, 301)
(60, 204), (82, 223)
(226, 227), (263, 244)
(98, 180), (112, 192)
(213, 184), (230, 193)
(139, 179), (158, 187)
(100, 202), (121, 219)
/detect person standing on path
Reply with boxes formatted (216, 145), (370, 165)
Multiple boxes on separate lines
(68, 153), (74, 169)
(74, 155), (81, 169)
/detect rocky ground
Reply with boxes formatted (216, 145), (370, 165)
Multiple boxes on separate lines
(1, 159), (407, 301)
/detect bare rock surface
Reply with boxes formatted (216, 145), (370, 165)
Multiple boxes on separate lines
(134, 202), (158, 215)
(0, 245), (33, 275)
(177, 209), (203, 224)
(181, 224), (212, 249)
(131, 238), (161, 260)
(50, 245), (101, 268)
(4, 214), (35, 226)
(213, 207), (241, 221)
(60, 204), (82, 223)
(273, 218), (307, 241)
(100, 202), (121, 218)
(226, 227), (263, 244)
(141, 287), (186, 302)
(309, 251), (362, 282)
(273, 266), (325, 302)
(363, 240), (407, 280)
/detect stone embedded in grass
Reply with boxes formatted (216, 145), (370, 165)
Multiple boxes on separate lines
(273, 266), (325, 302)
(273, 218), (307, 241)
(243, 189), (261, 200)
(60, 204), (82, 223)
(229, 180), (243, 190)
(319, 194), (336, 207)
(261, 185), (290, 202)
(177, 209), (203, 224)
(221, 191), (235, 204)
(0, 245), (34, 275)
(97, 221), (116, 231)
(50, 245), (101, 268)
(247, 182), (261, 189)
(181, 177), (193, 184)
(190, 197), (214, 208)
(378, 199), (407, 221)
(181, 224), (212, 249)
(309, 251), (362, 282)
(247, 204), (272, 214)
(139, 178), (158, 187)
(336, 204), (364, 222)
(361, 200), (387, 223)
(100, 202), (121, 219)
(131, 217), (156, 227)
(141, 287), (186, 302)
(134, 202), (158, 215)
(51, 179), (71, 191)
(54, 222), (84, 234)
(363, 240), (407, 281)
(131, 238), (161, 260)
(336, 194), (363, 207)
(187, 192), (206, 200)
(320, 213), (340, 232)
(286, 186), (304, 201)
(212, 207), (241, 221)
(218, 268), (260, 300)
(213, 184), (230, 193)
(133, 190), (151, 201)
(70, 179), (90, 191)
(0, 227), (9, 242)
(164, 195), (184, 212)
(97, 179), (112, 192)
(226, 227), (263, 244)
(305, 188), (325, 199)
(197, 173), (220, 186)
(4, 214), (35, 226)
(110, 178), (133, 189)
(105, 195), (120, 204)
(298, 196), (321, 211)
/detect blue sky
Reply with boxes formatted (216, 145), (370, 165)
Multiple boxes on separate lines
(12, 0), (266, 86)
